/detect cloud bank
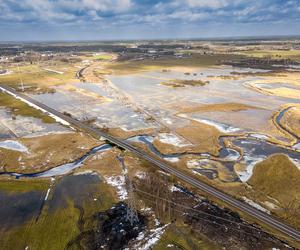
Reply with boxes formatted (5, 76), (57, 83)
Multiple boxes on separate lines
(0, 0), (299, 40)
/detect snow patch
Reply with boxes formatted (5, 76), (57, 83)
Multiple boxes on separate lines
(43, 68), (64, 74)
(162, 117), (173, 125)
(127, 135), (154, 144)
(236, 155), (265, 182)
(243, 197), (270, 214)
(163, 157), (179, 163)
(293, 142), (300, 150)
(289, 157), (300, 171)
(250, 133), (269, 140)
(74, 170), (97, 176)
(157, 133), (191, 147)
(0, 140), (29, 153)
(223, 149), (240, 161)
(170, 185), (182, 192)
(0, 70), (12, 76)
(44, 188), (51, 201)
(133, 224), (169, 250)
(136, 171), (146, 179)
(105, 175), (128, 200)
(264, 201), (279, 210)
(191, 117), (240, 133)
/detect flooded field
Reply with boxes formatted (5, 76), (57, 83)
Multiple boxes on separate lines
(1, 41), (300, 249)
(0, 108), (70, 138)
(14, 64), (299, 186)
(30, 84), (153, 131)
(107, 66), (299, 111)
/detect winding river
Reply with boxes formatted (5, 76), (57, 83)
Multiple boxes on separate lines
(1, 107), (300, 182)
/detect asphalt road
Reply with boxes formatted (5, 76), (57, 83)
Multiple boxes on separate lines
(1, 85), (300, 243)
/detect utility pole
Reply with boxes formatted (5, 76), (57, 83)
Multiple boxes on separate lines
(117, 155), (139, 226)
(17, 63), (24, 92)
(17, 47), (24, 92)
(126, 175), (139, 225)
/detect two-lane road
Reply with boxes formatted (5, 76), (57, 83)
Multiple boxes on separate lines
(1, 84), (300, 243)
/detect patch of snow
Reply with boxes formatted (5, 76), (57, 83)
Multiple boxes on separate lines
(74, 170), (95, 175)
(157, 133), (191, 147)
(191, 117), (240, 133)
(44, 188), (51, 201)
(140, 207), (152, 212)
(187, 159), (220, 169)
(293, 142), (300, 150)
(242, 197), (270, 214)
(167, 244), (174, 248)
(163, 157), (179, 163)
(170, 185), (182, 192)
(43, 68), (64, 74)
(0, 140), (29, 153)
(134, 224), (169, 250)
(236, 155), (265, 182)
(136, 171), (146, 179)
(105, 175), (128, 200)
(223, 149), (240, 161)
(250, 133), (269, 140)
(154, 218), (160, 227)
(0, 70), (12, 76)
(289, 157), (300, 171)
(158, 170), (170, 176)
(264, 201), (279, 210)
(127, 135), (154, 144)
(187, 159), (201, 168)
(99, 136), (106, 141)
(162, 117), (173, 125)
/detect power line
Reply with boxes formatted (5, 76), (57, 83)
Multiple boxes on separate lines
(140, 196), (282, 244)
(134, 187), (268, 232)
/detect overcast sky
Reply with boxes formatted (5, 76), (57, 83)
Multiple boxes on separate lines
(0, 0), (300, 41)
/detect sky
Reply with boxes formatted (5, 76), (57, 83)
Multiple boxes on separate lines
(0, 0), (300, 41)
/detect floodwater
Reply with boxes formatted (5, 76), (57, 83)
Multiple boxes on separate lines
(31, 85), (153, 131)
(256, 82), (300, 91)
(0, 173), (102, 234)
(107, 66), (300, 112)
(0, 108), (70, 138)
(11, 65), (300, 183)
(0, 190), (44, 230)
(48, 173), (101, 211)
